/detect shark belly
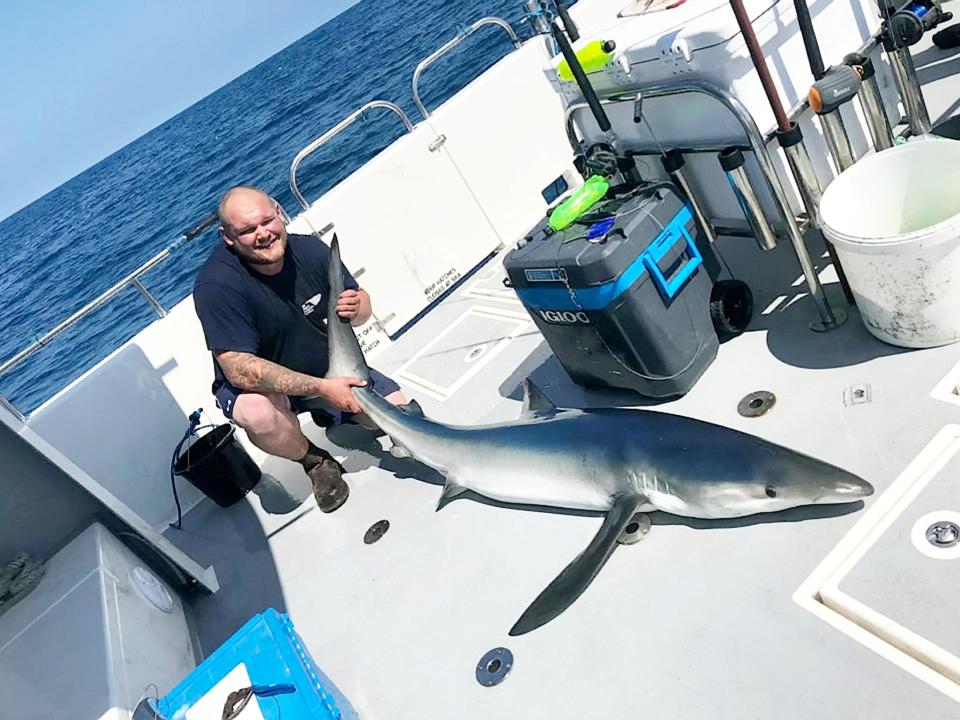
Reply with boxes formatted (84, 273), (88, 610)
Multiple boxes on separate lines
(436, 426), (624, 513)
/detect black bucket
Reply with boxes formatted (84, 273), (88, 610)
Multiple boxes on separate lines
(174, 424), (261, 507)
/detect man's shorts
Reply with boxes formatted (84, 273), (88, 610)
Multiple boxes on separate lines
(214, 367), (401, 427)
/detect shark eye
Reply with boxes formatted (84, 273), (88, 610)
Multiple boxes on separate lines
(764, 485), (778, 498)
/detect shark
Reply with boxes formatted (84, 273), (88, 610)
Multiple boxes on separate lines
(321, 236), (874, 636)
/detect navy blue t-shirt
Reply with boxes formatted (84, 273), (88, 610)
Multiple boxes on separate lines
(193, 233), (358, 388)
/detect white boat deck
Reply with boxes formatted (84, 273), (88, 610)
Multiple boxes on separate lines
(165, 190), (960, 717)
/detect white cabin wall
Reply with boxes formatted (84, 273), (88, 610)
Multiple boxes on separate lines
(0, 408), (102, 562)
(425, 37), (580, 244)
(27, 299), (220, 532)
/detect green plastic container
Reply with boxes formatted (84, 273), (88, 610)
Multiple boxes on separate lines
(557, 40), (616, 81)
(548, 175), (610, 231)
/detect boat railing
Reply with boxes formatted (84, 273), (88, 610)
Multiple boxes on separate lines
(411, 16), (521, 120)
(0, 392), (25, 423)
(0, 211), (221, 396)
(288, 101), (415, 210)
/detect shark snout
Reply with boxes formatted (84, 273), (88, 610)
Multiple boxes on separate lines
(819, 475), (874, 503)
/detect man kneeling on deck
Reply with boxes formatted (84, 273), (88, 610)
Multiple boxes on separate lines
(193, 185), (407, 513)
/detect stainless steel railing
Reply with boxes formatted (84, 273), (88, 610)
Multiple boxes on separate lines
(0, 392), (25, 422)
(564, 78), (838, 329)
(288, 100), (415, 211)
(411, 16), (521, 120)
(0, 211), (220, 383)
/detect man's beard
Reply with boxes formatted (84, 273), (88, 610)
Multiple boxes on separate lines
(243, 253), (278, 266)
(238, 234), (285, 265)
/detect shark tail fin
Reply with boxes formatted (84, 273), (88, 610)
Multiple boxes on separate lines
(436, 477), (468, 511)
(326, 234), (371, 383)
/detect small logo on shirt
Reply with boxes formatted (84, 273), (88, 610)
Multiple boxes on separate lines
(301, 291), (324, 316)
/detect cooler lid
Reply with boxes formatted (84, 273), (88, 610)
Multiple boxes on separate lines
(508, 187), (688, 289)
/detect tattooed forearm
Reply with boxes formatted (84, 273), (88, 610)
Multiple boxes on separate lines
(216, 351), (323, 397)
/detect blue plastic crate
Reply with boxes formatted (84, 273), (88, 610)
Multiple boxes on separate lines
(159, 608), (356, 720)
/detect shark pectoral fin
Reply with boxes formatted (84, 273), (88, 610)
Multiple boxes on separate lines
(435, 478), (468, 511)
(509, 492), (645, 637)
(521, 377), (558, 420)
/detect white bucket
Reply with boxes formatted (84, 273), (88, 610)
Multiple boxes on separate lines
(819, 138), (960, 348)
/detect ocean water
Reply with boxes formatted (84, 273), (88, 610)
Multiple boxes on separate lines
(0, 0), (535, 414)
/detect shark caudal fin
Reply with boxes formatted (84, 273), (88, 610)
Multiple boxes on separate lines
(326, 234), (371, 383)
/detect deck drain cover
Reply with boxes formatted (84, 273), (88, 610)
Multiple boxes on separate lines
(617, 513), (651, 545)
(476, 647), (513, 686)
(738, 391), (776, 417)
(927, 521), (960, 548)
(363, 520), (390, 545)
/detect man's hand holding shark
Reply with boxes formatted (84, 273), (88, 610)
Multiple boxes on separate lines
(322, 236), (873, 636)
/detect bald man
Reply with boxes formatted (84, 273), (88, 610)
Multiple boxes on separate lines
(193, 186), (407, 513)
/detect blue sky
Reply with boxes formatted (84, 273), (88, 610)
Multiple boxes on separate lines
(0, 0), (357, 221)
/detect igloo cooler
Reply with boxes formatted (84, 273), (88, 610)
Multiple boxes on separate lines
(504, 183), (719, 398)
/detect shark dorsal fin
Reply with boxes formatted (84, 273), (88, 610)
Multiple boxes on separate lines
(521, 378), (557, 419)
(400, 399), (425, 418)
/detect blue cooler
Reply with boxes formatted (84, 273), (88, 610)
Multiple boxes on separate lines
(504, 182), (720, 398)
(158, 609), (356, 720)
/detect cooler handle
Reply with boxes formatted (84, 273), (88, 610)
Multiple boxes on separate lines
(642, 218), (702, 300)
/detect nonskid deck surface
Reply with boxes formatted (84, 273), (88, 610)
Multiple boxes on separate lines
(165, 239), (959, 718)
(163, 36), (960, 720)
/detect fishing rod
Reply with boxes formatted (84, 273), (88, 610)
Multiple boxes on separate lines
(726, 0), (855, 308)
(550, 17), (642, 190)
(555, 0), (579, 41)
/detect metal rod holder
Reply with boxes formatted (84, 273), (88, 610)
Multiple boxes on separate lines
(886, 42), (932, 135)
(411, 17), (521, 120)
(661, 151), (716, 244)
(719, 148), (779, 251)
(781, 138), (822, 225)
(525, 0), (555, 52)
(847, 54), (894, 151)
(820, 110), (857, 173)
(764, 33), (882, 145)
(859, 76), (895, 150)
(779, 129), (857, 306)
(565, 77), (841, 330)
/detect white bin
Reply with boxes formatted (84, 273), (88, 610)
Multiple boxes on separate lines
(0, 523), (196, 719)
(819, 138), (960, 348)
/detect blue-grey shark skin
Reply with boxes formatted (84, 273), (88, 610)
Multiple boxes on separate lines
(321, 236), (873, 634)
